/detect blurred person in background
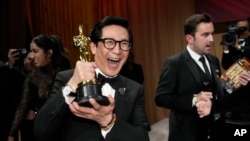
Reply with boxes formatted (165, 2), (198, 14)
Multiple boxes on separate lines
(155, 13), (225, 141)
(0, 49), (34, 140)
(120, 51), (144, 84)
(221, 19), (250, 69)
(7, 34), (71, 141)
(0, 49), (35, 141)
(220, 19), (250, 141)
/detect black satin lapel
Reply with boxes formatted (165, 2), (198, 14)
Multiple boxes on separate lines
(182, 49), (202, 85)
(186, 58), (202, 85)
(113, 77), (126, 117)
(113, 90), (123, 116)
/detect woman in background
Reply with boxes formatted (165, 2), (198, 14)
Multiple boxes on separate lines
(7, 34), (71, 141)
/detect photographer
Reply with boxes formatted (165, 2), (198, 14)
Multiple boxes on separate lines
(5, 48), (32, 70)
(0, 48), (34, 141)
(221, 19), (250, 69)
(221, 19), (250, 141)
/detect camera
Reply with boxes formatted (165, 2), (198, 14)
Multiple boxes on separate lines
(14, 48), (27, 58)
(221, 25), (248, 46)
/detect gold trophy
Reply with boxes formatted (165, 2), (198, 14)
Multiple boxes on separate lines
(73, 25), (109, 107)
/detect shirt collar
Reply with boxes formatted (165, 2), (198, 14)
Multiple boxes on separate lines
(186, 46), (202, 62)
(95, 68), (117, 78)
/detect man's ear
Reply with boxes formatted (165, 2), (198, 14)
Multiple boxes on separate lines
(90, 42), (97, 55)
(185, 34), (194, 43)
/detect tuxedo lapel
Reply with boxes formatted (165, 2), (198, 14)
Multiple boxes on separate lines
(114, 90), (126, 117)
(183, 49), (202, 85)
(112, 76), (127, 117)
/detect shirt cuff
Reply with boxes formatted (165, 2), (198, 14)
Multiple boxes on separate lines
(100, 113), (116, 138)
(62, 89), (75, 104)
(101, 124), (114, 138)
(223, 50), (229, 54)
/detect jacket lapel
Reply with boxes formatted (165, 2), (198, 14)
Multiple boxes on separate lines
(183, 49), (203, 85)
(113, 76), (126, 117)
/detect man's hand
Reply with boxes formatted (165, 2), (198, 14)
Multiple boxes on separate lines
(69, 95), (115, 126)
(239, 71), (250, 86)
(196, 97), (212, 118)
(196, 91), (213, 102)
(67, 61), (97, 92)
(195, 91), (213, 118)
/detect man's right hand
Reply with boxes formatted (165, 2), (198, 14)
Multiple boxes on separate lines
(67, 61), (97, 92)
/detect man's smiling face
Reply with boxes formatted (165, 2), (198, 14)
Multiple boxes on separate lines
(91, 25), (130, 77)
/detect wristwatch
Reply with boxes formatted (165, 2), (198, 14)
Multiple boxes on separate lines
(192, 94), (198, 107)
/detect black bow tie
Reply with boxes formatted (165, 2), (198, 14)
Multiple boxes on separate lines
(97, 73), (127, 95)
(97, 73), (118, 85)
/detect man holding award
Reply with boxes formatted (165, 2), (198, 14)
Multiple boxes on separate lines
(33, 16), (150, 141)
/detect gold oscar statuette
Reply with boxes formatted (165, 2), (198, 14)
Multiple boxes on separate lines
(73, 25), (109, 107)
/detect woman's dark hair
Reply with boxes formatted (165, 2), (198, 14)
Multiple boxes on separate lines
(31, 34), (71, 71)
(30, 34), (71, 99)
(184, 13), (212, 36)
(89, 16), (133, 46)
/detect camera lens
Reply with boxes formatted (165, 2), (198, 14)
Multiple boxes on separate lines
(14, 48), (27, 58)
(20, 48), (27, 54)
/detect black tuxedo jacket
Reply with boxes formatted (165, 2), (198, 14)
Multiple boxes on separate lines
(34, 69), (149, 141)
(155, 48), (224, 141)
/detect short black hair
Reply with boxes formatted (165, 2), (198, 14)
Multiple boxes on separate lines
(184, 13), (212, 36)
(89, 16), (133, 46)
